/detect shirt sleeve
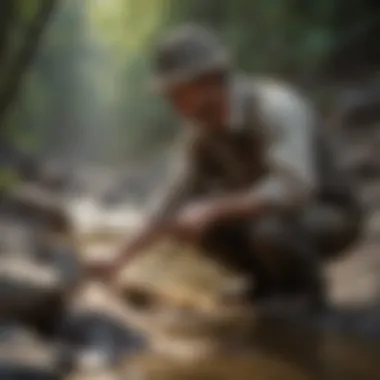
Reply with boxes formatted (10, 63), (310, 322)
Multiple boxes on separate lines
(145, 132), (202, 222)
(251, 82), (317, 207)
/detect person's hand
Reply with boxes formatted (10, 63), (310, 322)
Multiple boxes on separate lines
(88, 221), (163, 282)
(173, 201), (220, 242)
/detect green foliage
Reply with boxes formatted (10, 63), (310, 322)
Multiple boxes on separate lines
(168, 0), (379, 82)
(2, 0), (379, 162)
(0, 166), (20, 193)
(1, 0), (58, 155)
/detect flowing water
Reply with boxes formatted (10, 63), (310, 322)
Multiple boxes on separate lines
(66, 196), (380, 380)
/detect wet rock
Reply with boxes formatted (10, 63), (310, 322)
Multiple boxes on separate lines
(0, 187), (83, 332)
(15, 194), (81, 276)
(32, 232), (83, 289)
(332, 84), (380, 131)
(60, 309), (145, 367)
(0, 198), (83, 335)
(0, 220), (35, 256)
(38, 164), (72, 193)
(61, 283), (146, 370)
(0, 257), (63, 314)
(7, 185), (69, 227)
(17, 157), (74, 194)
(0, 256), (70, 336)
(0, 323), (72, 380)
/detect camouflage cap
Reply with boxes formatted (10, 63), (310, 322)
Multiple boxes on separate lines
(152, 24), (230, 91)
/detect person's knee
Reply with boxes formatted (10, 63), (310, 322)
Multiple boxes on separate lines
(300, 204), (362, 258)
(252, 215), (288, 249)
(250, 213), (326, 302)
(250, 214), (291, 269)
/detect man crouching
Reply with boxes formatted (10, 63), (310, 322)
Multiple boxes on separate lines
(98, 24), (362, 311)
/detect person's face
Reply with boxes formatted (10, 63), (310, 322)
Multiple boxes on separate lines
(165, 73), (227, 127)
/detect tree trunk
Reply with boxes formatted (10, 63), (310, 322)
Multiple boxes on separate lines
(0, 0), (14, 70)
(0, 0), (58, 127)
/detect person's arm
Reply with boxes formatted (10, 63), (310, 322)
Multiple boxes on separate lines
(116, 133), (202, 264)
(204, 83), (318, 221)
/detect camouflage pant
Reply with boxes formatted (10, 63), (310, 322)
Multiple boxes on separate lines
(199, 202), (361, 303)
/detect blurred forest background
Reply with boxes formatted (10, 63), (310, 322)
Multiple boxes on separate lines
(1, 0), (380, 169)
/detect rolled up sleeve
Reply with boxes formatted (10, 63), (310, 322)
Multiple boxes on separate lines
(251, 82), (317, 207)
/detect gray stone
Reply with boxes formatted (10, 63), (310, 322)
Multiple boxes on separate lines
(0, 257), (63, 315)
(0, 323), (71, 380)
(59, 309), (146, 369)
(0, 256), (70, 337)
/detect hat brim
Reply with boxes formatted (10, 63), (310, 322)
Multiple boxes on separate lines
(150, 54), (231, 93)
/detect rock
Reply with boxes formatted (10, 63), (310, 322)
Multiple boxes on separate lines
(32, 232), (83, 289)
(0, 257), (64, 314)
(0, 256), (71, 336)
(111, 250), (254, 361)
(0, 323), (72, 380)
(60, 283), (146, 369)
(0, 214), (83, 332)
(0, 185), (83, 336)
(7, 185), (69, 228)
(60, 309), (145, 368)
(0, 219), (35, 256)
(332, 84), (380, 131)
(38, 164), (72, 193)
